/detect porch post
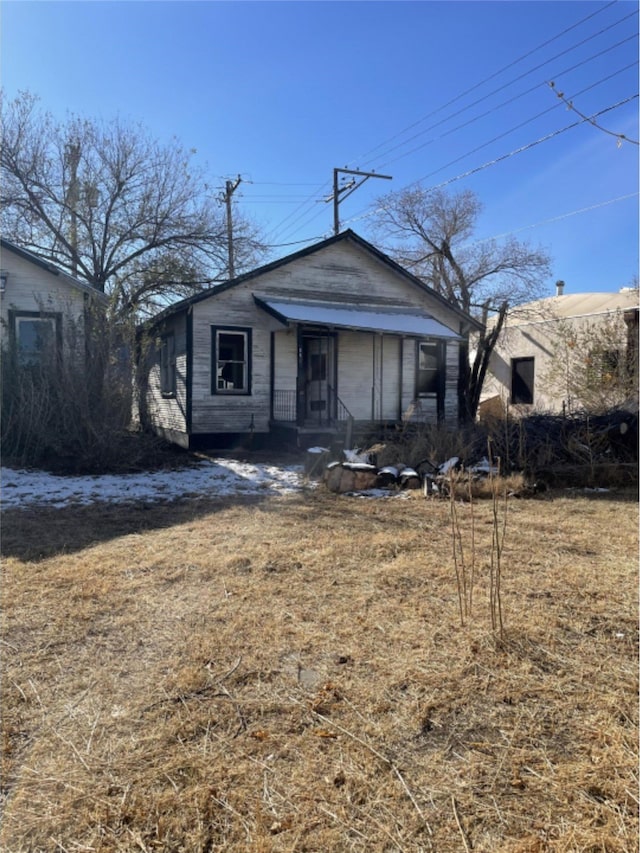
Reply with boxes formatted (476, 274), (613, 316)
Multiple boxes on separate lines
(296, 326), (304, 426)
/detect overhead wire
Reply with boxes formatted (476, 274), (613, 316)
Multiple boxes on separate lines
(548, 80), (639, 144)
(411, 71), (638, 185)
(372, 34), (638, 172)
(340, 95), (639, 231)
(383, 192), (640, 267)
(262, 1), (636, 245)
(372, 8), (637, 168)
(347, 0), (624, 168)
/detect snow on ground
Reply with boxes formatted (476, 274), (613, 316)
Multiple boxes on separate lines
(0, 458), (308, 510)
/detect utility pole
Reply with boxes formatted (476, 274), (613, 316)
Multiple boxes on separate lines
(64, 141), (81, 276)
(329, 167), (392, 235)
(221, 175), (242, 279)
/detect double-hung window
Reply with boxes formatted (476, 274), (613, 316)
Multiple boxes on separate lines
(212, 327), (251, 394)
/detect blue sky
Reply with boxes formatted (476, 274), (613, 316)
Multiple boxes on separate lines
(2, 0), (638, 295)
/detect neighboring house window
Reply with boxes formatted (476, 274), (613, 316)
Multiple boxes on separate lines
(511, 357), (534, 404)
(417, 341), (442, 396)
(160, 334), (176, 396)
(212, 327), (251, 394)
(11, 312), (60, 366)
(593, 348), (620, 384)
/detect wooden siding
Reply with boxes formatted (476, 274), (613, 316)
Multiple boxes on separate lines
(252, 240), (460, 329)
(190, 284), (283, 434)
(144, 313), (188, 436)
(335, 332), (374, 420)
(273, 329), (298, 391)
(1, 249), (90, 358)
(146, 238), (465, 438)
(380, 336), (402, 420)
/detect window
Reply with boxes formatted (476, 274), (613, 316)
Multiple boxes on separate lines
(212, 327), (251, 394)
(511, 357), (534, 404)
(12, 313), (60, 366)
(160, 334), (176, 396)
(594, 348), (620, 384)
(417, 342), (441, 396)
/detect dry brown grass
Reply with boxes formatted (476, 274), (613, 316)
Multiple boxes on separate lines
(1, 485), (638, 852)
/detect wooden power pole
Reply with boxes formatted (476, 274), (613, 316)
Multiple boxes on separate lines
(222, 175), (242, 278)
(330, 168), (392, 235)
(65, 141), (81, 276)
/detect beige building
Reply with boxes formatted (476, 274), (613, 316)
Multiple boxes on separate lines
(479, 284), (639, 416)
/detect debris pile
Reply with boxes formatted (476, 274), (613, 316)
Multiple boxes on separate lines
(307, 448), (498, 496)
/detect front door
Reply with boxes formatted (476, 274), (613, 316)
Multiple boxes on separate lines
(302, 335), (335, 424)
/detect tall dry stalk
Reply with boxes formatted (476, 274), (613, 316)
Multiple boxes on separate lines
(447, 469), (476, 627)
(448, 473), (467, 626)
(487, 440), (509, 637)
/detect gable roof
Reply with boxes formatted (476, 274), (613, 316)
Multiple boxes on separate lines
(0, 238), (108, 301)
(147, 230), (483, 331)
(502, 289), (639, 328)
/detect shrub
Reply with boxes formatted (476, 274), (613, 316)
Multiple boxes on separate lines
(1, 306), (138, 473)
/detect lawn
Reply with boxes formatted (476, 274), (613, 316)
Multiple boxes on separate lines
(1, 485), (638, 852)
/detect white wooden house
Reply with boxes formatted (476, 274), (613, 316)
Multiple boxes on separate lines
(0, 238), (107, 365)
(140, 231), (481, 449)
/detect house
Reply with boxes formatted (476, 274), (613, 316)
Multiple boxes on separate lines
(0, 237), (107, 366)
(140, 230), (481, 449)
(479, 283), (639, 416)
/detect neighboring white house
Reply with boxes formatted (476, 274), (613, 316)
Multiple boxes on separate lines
(0, 238), (107, 365)
(140, 230), (482, 449)
(479, 283), (639, 416)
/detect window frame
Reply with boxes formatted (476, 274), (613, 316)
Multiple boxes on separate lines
(159, 333), (176, 397)
(9, 310), (62, 367)
(511, 356), (535, 405)
(416, 340), (444, 399)
(211, 326), (252, 396)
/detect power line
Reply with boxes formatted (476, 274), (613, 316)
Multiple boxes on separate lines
(262, 180), (329, 244)
(264, 2), (636, 245)
(371, 193), (638, 272)
(549, 80), (639, 144)
(373, 36), (638, 172)
(415, 93), (637, 192)
(342, 71), (637, 231)
(364, 15), (638, 173)
(347, 0), (624, 168)
(340, 95), (639, 231)
(468, 193), (640, 247)
(415, 67), (639, 183)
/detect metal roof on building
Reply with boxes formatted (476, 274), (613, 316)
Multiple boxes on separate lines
(504, 290), (639, 326)
(254, 296), (462, 339)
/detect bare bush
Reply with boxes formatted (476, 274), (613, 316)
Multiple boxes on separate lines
(1, 305), (138, 472)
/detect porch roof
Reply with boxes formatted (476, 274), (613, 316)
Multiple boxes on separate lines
(254, 296), (462, 339)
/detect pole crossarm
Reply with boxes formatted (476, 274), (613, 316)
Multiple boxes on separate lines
(330, 167), (392, 234)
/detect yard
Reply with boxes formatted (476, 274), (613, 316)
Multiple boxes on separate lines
(1, 478), (638, 852)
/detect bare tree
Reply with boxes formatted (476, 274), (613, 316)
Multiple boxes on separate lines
(542, 310), (639, 414)
(1, 91), (266, 317)
(372, 187), (552, 421)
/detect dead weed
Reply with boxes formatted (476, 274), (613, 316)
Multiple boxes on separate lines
(1, 488), (638, 852)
